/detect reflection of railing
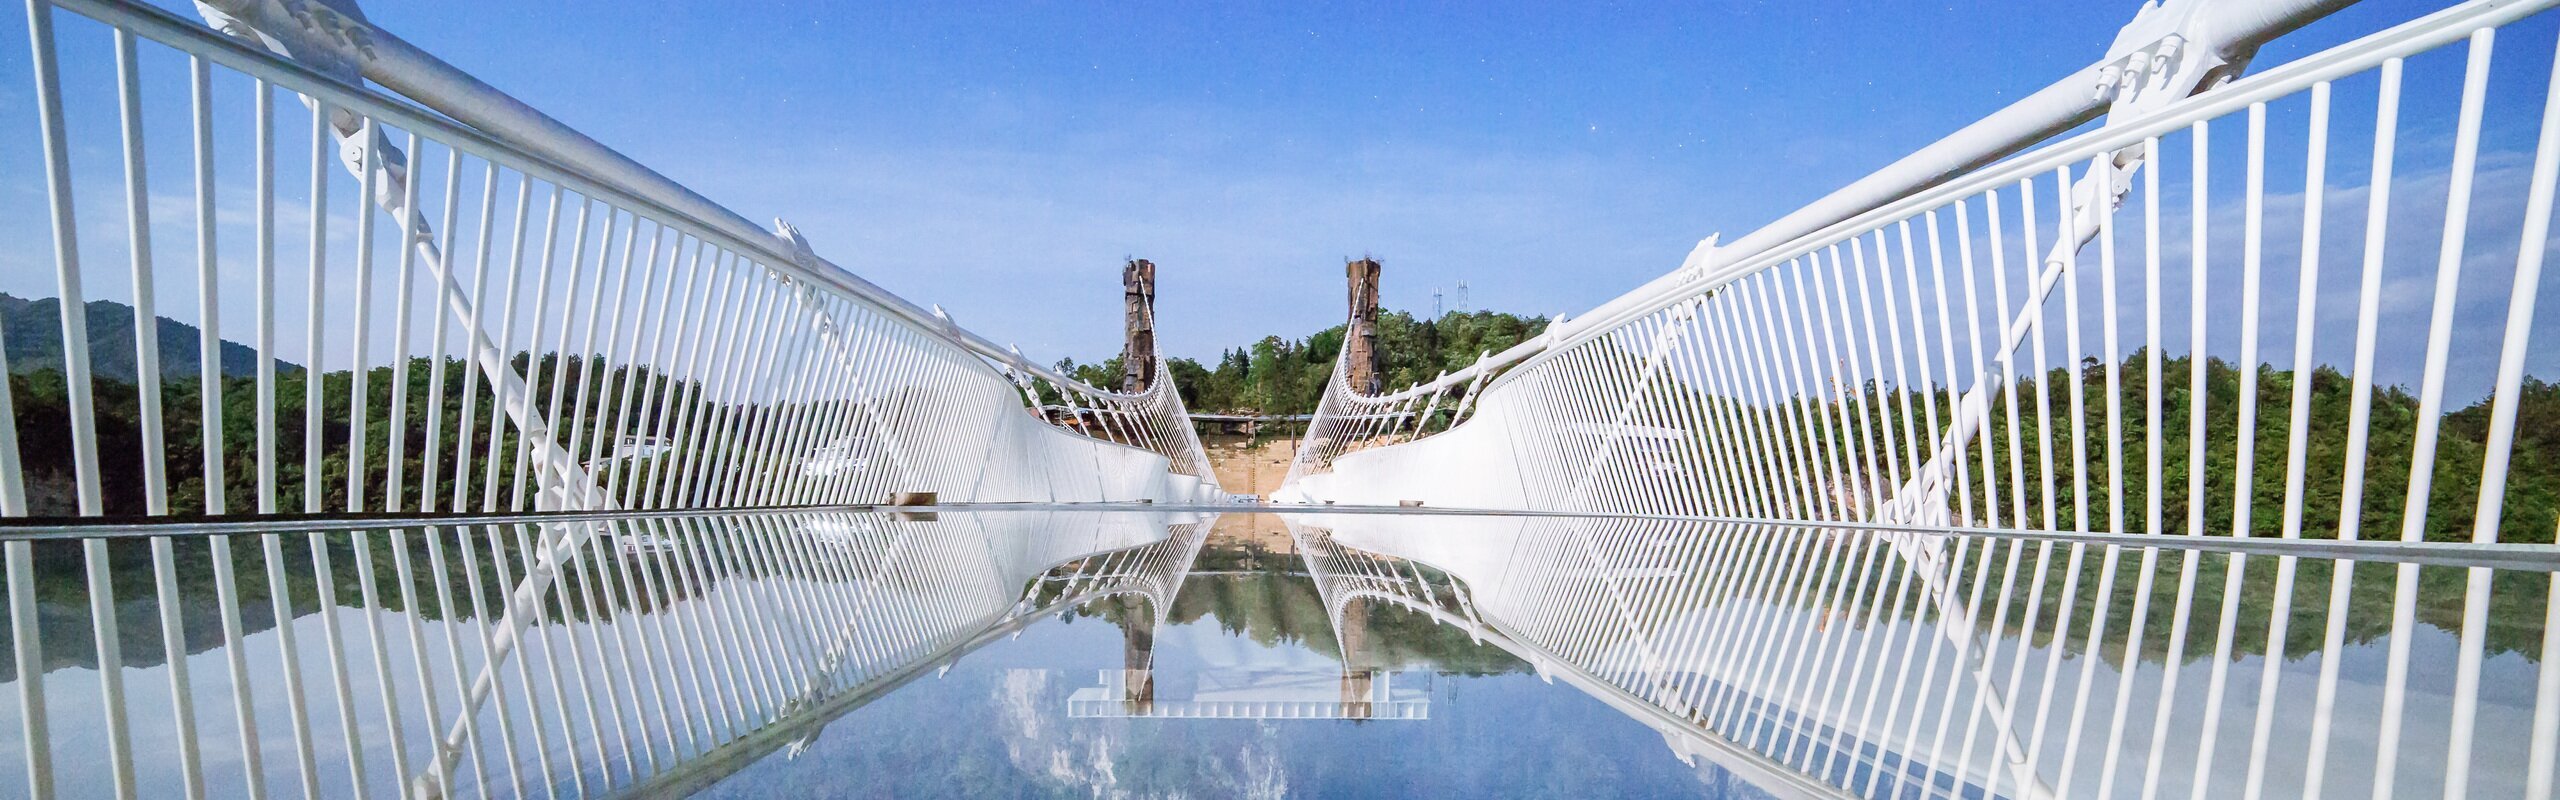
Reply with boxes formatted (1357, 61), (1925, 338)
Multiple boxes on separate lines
(1294, 519), (1487, 642)
(0, 509), (1212, 798)
(1, 0), (1217, 525)
(1022, 510), (1210, 612)
(1067, 668), (1428, 720)
(1290, 511), (2560, 800)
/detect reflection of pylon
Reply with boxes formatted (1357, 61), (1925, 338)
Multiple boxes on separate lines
(1455, 281), (1470, 312)
(1123, 594), (1156, 714)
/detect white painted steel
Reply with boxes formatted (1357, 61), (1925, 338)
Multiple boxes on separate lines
(6, 0), (2557, 797)
(1284, 1), (2560, 798)
(0, 0), (1220, 527)
(1284, 0), (2560, 497)
(0, 4), (1226, 798)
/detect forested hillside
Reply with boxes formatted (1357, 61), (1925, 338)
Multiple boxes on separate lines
(1059, 309), (1550, 415)
(3, 299), (2551, 544)
(1, 293), (281, 382)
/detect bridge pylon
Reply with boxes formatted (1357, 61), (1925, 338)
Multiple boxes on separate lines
(1345, 257), (1383, 395)
(1122, 258), (1157, 393)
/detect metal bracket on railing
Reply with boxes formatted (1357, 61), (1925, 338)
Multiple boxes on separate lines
(776, 218), (818, 269)
(1672, 233), (1721, 282)
(2098, 0), (2256, 114)
(194, 0), (374, 78)
(2074, 0), (2266, 231)
(196, 0), (397, 206)
(1445, 350), (1494, 425)
(775, 219), (836, 333)
(772, 222), (815, 286)
(197, 0), (393, 205)
(1892, 0), (2284, 522)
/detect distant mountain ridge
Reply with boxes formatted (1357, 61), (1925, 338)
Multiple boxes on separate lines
(0, 293), (295, 381)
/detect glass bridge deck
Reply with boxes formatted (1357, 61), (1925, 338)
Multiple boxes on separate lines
(0, 507), (2549, 798)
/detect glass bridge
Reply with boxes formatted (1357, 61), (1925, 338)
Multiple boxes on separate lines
(4, 0), (2559, 797)
(0, 508), (2549, 798)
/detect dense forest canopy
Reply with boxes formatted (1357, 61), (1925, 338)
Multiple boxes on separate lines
(1061, 309), (1549, 415)
(2, 297), (2553, 546)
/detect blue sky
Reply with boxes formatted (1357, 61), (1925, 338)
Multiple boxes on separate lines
(327, 0), (2467, 364)
(0, 0), (2534, 377)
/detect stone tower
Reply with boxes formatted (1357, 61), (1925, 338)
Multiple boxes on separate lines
(1345, 257), (1382, 395)
(1121, 258), (1156, 393)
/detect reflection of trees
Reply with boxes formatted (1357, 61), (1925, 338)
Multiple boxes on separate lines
(0, 518), (777, 677)
(1611, 521), (2550, 669)
(1952, 541), (2551, 663)
(1058, 570), (1529, 676)
(1337, 598), (1527, 675)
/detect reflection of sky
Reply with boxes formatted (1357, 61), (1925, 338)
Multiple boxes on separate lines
(694, 576), (1771, 799)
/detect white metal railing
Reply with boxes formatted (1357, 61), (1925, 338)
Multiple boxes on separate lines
(1063, 669), (1430, 720)
(1283, 0), (2558, 511)
(1292, 511), (2560, 800)
(0, 508), (1213, 798)
(1025, 358), (1222, 489)
(0, 0), (1218, 527)
(1283, 0), (2560, 796)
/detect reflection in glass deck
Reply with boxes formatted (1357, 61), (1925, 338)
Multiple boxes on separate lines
(1067, 668), (1430, 721)
(0, 509), (1213, 798)
(696, 523), (1757, 798)
(1291, 511), (2560, 800)
(2, 508), (2552, 797)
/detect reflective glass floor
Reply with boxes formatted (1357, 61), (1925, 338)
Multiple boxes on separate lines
(0, 507), (2548, 798)
(694, 547), (1764, 798)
